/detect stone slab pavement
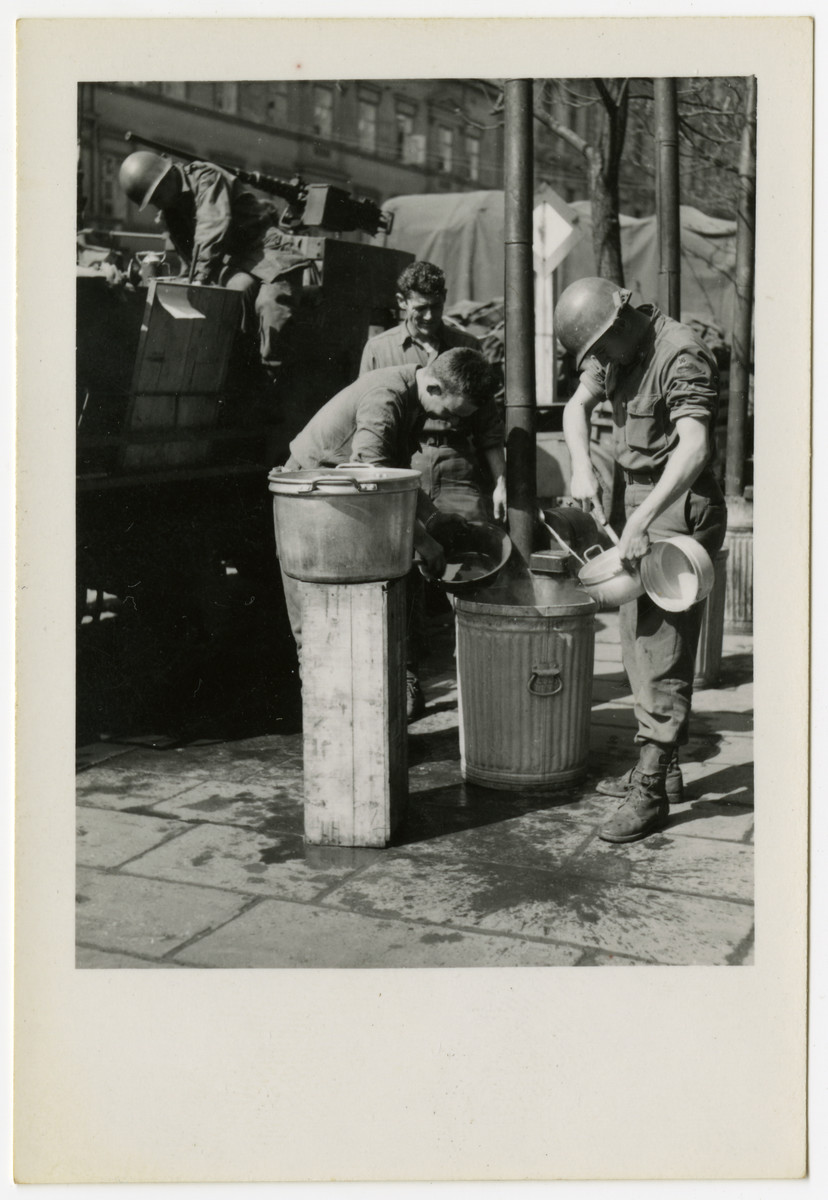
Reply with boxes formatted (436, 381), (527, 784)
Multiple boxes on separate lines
(76, 612), (754, 969)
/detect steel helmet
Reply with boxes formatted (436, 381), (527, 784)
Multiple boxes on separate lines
(554, 277), (632, 368)
(118, 151), (175, 211)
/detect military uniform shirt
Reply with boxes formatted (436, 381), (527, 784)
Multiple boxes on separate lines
(288, 364), (426, 470)
(163, 161), (310, 286)
(579, 304), (719, 474)
(360, 320), (504, 449)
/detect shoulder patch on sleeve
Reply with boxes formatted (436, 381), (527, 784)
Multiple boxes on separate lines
(673, 350), (708, 380)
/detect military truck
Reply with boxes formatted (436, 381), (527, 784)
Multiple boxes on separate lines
(76, 148), (412, 747)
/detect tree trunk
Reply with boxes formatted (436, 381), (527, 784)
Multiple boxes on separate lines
(588, 149), (624, 284)
(725, 75), (756, 499)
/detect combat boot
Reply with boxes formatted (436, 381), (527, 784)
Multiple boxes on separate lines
(598, 743), (670, 844)
(595, 746), (684, 804)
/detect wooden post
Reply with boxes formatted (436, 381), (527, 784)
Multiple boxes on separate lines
(302, 577), (408, 846)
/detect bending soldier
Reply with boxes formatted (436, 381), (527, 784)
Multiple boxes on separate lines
(278, 348), (498, 693)
(119, 150), (312, 386)
(557, 277), (728, 844)
(361, 262), (507, 718)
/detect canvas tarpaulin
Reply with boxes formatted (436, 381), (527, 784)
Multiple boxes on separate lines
(380, 189), (737, 339)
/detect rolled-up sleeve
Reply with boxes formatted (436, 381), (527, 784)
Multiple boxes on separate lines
(350, 389), (406, 466)
(579, 354), (607, 399)
(663, 347), (719, 423)
(469, 397), (505, 450)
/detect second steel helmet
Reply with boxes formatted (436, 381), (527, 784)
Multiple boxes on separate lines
(118, 151), (175, 211)
(554, 277), (632, 368)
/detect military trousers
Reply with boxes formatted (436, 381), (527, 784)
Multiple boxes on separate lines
(619, 473), (727, 748)
(222, 268), (300, 378)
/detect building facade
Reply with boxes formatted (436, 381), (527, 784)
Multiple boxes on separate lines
(78, 77), (742, 235)
(78, 79), (505, 233)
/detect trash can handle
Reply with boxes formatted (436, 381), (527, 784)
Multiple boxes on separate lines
(528, 665), (563, 696)
(583, 544), (605, 561)
(295, 475), (378, 494)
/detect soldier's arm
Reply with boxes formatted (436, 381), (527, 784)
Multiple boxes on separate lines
(563, 379), (604, 508)
(617, 345), (717, 566)
(484, 446), (507, 521)
(617, 416), (709, 568)
(189, 165), (235, 283)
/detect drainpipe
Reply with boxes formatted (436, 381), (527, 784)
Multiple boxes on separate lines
(654, 77), (681, 318)
(503, 79), (537, 566)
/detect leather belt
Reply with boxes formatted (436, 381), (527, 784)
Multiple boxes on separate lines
(623, 465), (665, 485)
(420, 432), (470, 449)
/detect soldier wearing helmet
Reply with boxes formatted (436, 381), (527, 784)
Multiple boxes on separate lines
(556, 276), (728, 844)
(118, 150), (312, 388)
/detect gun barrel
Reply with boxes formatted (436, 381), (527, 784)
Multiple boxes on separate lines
(124, 131), (391, 236)
(124, 131), (195, 161)
(230, 169), (306, 207)
(125, 132), (304, 207)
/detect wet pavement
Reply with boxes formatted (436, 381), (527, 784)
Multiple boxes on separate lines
(76, 612), (754, 968)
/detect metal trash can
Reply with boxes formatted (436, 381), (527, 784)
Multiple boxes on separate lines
(456, 552), (597, 789)
(694, 547), (729, 688)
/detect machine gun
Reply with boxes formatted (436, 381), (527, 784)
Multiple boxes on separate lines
(124, 130), (394, 237)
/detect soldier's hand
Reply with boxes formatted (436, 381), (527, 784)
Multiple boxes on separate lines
(492, 478), (508, 522)
(425, 512), (473, 555)
(417, 535), (447, 580)
(618, 513), (651, 569)
(569, 465), (603, 513)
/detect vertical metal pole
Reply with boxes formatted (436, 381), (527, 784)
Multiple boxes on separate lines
(725, 76), (757, 499)
(550, 269), (559, 407)
(504, 79), (537, 565)
(654, 77), (681, 318)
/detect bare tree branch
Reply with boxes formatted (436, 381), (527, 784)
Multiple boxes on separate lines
(593, 78), (616, 110)
(533, 104), (589, 156)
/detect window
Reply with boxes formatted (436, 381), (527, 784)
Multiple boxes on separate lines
(396, 110), (414, 162)
(465, 132), (480, 181)
(101, 153), (128, 221)
(215, 83), (238, 114)
(267, 83), (289, 126)
(358, 98), (378, 153)
(437, 126), (454, 174)
(160, 82), (187, 100)
(313, 86), (333, 139)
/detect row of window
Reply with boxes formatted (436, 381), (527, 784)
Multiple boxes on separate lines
(149, 81), (482, 179)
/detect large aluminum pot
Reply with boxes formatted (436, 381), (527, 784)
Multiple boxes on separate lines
(269, 463), (421, 583)
(640, 535), (715, 612)
(577, 545), (645, 609)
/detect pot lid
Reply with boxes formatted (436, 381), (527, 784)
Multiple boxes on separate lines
(269, 464), (421, 495)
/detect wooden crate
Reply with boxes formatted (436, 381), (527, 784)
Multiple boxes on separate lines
(121, 281), (241, 470)
(301, 577), (408, 847)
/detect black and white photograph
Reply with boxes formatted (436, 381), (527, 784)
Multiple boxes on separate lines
(14, 14), (813, 1185)
(74, 73), (757, 970)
